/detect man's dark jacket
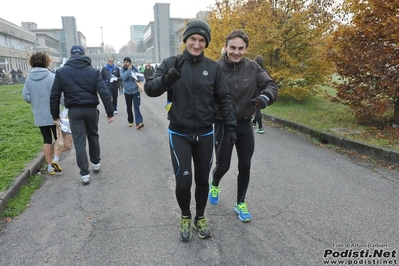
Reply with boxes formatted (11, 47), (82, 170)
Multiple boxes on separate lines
(144, 49), (237, 135)
(101, 64), (121, 90)
(217, 55), (279, 121)
(50, 55), (114, 119)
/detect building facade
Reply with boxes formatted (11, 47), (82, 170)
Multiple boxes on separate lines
(130, 25), (146, 44)
(0, 3), (209, 79)
(0, 18), (36, 76)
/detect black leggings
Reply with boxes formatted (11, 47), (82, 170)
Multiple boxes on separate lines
(169, 129), (213, 219)
(39, 125), (57, 144)
(212, 119), (254, 204)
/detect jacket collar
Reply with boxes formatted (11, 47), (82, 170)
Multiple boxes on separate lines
(183, 49), (204, 63)
(223, 53), (245, 70)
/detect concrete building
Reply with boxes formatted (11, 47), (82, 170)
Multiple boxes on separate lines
(21, 17), (87, 63)
(150, 3), (191, 62)
(130, 25), (146, 44)
(21, 22), (68, 68)
(144, 3), (207, 64)
(61, 16), (87, 58)
(143, 22), (156, 64)
(0, 3), (209, 80)
(0, 18), (36, 76)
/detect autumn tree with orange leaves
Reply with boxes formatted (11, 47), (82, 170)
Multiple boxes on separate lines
(206, 0), (335, 100)
(327, 1), (399, 126)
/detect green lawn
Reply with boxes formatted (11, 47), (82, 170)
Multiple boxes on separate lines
(266, 88), (399, 151)
(0, 84), (43, 192)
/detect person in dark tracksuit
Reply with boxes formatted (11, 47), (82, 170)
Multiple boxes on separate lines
(209, 30), (279, 222)
(101, 58), (120, 114)
(50, 45), (115, 185)
(144, 19), (237, 242)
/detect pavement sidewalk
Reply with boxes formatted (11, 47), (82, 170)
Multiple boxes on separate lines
(1, 114), (398, 216)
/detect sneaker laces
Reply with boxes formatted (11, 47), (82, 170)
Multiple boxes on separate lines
(180, 217), (191, 232)
(210, 185), (220, 197)
(196, 218), (210, 231)
(237, 203), (249, 214)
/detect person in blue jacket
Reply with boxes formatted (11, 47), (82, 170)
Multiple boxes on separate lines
(22, 52), (63, 175)
(120, 57), (145, 129)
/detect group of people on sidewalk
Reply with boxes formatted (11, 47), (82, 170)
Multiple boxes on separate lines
(100, 57), (145, 129)
(2, 67), (24, 80)
(23, 44), (148, 185)
(22, 19), (278, 241)
(23, 47), (115, 184)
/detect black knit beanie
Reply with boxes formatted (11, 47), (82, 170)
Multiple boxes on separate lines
(183, 19), (211, 48)
(123, 57), (131, 63)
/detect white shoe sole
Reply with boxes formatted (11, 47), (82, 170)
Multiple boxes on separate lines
(81, 178), (90, 184)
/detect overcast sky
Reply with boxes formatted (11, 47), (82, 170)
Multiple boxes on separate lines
(1, 0), (216, 50)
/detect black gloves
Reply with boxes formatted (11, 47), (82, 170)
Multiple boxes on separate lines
(250, 95), (269, 109)
(225, 126), (237, 145)
(163, 57), (185, 87)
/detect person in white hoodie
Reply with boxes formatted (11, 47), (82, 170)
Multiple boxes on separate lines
(22, 52), (63, 175)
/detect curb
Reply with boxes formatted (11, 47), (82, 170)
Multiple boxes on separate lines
(0, 152), (44, 215)
(262, 114), (399, 165)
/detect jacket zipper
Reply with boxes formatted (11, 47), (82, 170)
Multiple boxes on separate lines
(233, 64), (239, 113)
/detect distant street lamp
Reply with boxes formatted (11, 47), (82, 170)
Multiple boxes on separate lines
(100, 26), (104, 52)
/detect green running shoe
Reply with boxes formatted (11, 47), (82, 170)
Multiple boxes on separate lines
(179, 216), (192, 241)
(193, 217), (212, 239)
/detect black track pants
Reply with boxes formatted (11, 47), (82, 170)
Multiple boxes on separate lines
(212, 119), (254, 204)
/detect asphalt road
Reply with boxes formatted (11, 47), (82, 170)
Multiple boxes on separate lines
(0, 92), (398, 266)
